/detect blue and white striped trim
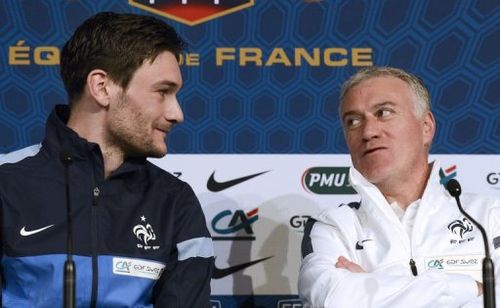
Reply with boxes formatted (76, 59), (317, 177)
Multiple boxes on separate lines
(176, 237), (214, 261)
(0, 144), (42, 164)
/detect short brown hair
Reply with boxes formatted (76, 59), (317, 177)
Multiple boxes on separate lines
(60, 12), (185, 104)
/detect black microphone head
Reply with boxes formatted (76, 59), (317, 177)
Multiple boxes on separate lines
(446, 179), (461, 197)
(60, 151), (73, 165)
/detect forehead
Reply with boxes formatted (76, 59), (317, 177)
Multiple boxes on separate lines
(341, 76), (414, 113)
(129, 51), (182, 86)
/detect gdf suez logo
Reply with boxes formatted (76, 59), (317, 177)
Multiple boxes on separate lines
(211, 208), (258, 241)
(129, 0), (254, 26)
(302, 167), (356, 194)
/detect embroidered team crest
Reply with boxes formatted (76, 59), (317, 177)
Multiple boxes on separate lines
(448, 217), (474, 244)
(133, 216), (160, 250)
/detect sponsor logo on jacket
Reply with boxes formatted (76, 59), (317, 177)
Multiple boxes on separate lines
(113, 257), (165, 280)
(302, 167), (356, 194)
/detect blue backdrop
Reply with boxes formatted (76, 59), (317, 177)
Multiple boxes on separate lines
(1, 0), (499, 155)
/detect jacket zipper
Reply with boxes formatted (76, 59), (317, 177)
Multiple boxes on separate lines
(90, 173), (100, 308)
(409, 258), (418, 276)
(407, 206), (418, 276)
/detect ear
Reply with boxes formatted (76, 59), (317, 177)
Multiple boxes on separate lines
(86, 69), (120, 108)
(422, 111), (436, 147)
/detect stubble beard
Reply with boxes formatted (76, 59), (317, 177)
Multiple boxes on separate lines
(106, 93), (166, 159)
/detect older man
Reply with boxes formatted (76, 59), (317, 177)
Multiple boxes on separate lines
(299, 67), (500, 307)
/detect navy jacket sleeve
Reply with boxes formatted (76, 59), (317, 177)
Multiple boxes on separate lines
(153, 183), (214, 307)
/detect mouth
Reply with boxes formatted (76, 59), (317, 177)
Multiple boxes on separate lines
(363, 147), (386, 157)
(155, 126), (172, 134)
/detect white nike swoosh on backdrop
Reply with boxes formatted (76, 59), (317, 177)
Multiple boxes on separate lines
(20, 224), (55, 236)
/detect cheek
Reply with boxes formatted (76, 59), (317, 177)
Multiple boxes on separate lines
(345, 133), (361, 151)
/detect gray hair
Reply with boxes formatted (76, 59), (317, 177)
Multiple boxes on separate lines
(339, 66), (431, 118)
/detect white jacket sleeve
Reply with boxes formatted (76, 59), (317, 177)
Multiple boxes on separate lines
(298, 219), (478, 308)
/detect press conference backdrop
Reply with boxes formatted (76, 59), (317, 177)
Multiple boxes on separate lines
(1, 0), (499, 307)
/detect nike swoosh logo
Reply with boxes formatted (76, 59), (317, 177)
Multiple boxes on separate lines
(355, 239), (373, 250)
(20, 225), (54, 236)
(212, 256), (273, 279)
(207, 170), (270, 192)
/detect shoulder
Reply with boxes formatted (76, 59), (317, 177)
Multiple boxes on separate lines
(315, 201), (362, 226)
(0, 144), (42, 167)
(144, 160), (190, 191)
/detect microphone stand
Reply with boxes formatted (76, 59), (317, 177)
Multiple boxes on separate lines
(61, 152), (75, 308)
(447, 179), (495, 308)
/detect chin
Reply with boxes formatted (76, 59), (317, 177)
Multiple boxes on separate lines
(359, 165), (391, 184)
(147, 147), (167, 158)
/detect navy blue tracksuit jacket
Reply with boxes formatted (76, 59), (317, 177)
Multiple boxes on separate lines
(0, 105), (214, 307)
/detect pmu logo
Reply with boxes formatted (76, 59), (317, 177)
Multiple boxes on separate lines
(211, 208), (258, 241)
(486, 172), (500, 190)
(302, 167), (356, 194)
(439, 164), (457, 185)
(129, 0), (255, 26)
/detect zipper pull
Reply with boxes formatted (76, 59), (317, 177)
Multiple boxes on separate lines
(409, 258), (418, 276)
(92, 187), (100, 206)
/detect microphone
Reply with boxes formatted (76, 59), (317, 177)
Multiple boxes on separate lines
(60, 152), (75, 308)
(446, 179), (495, 308)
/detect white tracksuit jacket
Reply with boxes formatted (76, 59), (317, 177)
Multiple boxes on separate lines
(299, 161), (500, 308)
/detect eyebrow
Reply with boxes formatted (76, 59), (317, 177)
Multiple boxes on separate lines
(341, 101), (396, 121)
(153, 80), (181, 89)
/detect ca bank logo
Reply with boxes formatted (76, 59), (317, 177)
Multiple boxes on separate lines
(427, 259), (444, 270)
(211, 208), (258, 241)
(115, 260), (132, 273)
(302, 167), (356, 195)
(129, 0), (255, 26)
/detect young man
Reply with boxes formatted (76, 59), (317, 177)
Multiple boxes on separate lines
(299, 67), (500, 307)
(0, 12), (213, 307)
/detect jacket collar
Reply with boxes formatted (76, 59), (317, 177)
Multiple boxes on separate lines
(42, 105), (146, 176)
(349, 160), (445, 215)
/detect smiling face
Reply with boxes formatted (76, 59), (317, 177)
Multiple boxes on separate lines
(105, 51), (184, 158)
(340, 76), (435, 185)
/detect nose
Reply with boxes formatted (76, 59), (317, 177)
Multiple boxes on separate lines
(165, 96), (184, 124)
(361, 116), (380, 141)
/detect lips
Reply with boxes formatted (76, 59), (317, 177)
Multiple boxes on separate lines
(155, 125), (172, 134)
(363, 147), (386, 156)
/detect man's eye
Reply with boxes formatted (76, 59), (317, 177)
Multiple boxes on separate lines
(345, 118), (361, 128)
(377, 109), (393, 118)
(158, 89), (170, 97)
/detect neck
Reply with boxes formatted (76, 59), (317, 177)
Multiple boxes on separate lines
(67, 106), (124, 178)
(377, 162), (432, 210)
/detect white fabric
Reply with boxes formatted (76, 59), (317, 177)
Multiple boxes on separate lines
(299, 161), (500, 308)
